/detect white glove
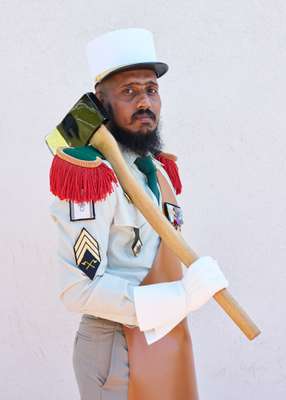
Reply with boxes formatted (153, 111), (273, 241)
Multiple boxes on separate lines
(181, 256), (229, 312)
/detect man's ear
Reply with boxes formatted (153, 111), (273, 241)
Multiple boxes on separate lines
(95, 83), (106, 106)
(95, 92), (104, 105)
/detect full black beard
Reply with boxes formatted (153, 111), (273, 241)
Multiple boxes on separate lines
(106, 104), (163, 156)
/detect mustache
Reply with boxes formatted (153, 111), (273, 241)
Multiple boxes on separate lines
(132, 109), (156, 121)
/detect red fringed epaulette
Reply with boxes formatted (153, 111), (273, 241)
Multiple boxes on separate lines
(155, 152), (182, 195)
(50, 146), (118, 203)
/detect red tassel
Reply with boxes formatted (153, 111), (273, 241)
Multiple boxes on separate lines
(155, 153), (182, 195)
(50, 155), (118, 203)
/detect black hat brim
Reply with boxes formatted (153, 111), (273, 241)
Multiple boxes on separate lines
(100, 62), (168, 83)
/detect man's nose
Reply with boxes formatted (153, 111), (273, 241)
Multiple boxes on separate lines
(136, 92), (152, 110)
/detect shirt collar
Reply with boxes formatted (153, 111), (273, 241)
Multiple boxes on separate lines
(118, 144), (154, 166)
(119, 146), (138, 165)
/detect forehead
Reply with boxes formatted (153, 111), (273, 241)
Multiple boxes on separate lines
(103, 69), (158, 89)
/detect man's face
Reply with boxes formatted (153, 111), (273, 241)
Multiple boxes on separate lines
(96, 69), (161, 135)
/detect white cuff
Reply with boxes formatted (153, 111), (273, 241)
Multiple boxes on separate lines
(143, 314), (184, 345)
(182, 256), (229, 312)
(133, 281), (186, 332)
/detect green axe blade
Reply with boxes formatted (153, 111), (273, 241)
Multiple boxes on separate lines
(45, 92), (108, 155)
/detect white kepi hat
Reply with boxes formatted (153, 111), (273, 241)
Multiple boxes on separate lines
(86, 28), (168, 85)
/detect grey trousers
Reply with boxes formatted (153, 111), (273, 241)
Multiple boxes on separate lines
(73, 314), (129, 400)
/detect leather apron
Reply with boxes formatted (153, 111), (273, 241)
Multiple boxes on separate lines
(123, 170), (199, 400)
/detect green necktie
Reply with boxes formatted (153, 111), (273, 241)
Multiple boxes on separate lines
(134, 155), (160, 204)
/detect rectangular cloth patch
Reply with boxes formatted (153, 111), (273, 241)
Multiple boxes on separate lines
(70, 201), (95, 221)
(73, 228), (101, 279)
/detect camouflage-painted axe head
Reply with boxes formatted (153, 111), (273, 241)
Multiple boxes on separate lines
(45, 92), (108, 155)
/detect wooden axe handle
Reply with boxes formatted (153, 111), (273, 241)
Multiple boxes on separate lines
(91, 125), (261, 341)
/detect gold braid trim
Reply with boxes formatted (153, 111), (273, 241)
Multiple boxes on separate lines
(56, 147), (102, 168)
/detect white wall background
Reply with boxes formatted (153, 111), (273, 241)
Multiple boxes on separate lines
(0, 0), (285, 399)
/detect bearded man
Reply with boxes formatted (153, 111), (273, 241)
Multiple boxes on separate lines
(49, 28), (228, 400)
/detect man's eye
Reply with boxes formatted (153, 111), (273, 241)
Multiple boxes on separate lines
(123, 88), (134, 95)
(148, 88), (158, 94)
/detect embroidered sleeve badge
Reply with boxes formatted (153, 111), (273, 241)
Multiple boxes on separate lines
(73, 228), (101, 279)
(70, 201), (95, 221)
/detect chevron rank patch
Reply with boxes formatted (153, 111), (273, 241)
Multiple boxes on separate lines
(73, 228), (101, 279)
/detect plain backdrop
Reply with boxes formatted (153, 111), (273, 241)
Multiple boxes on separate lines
(0, 1), (285, 399)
